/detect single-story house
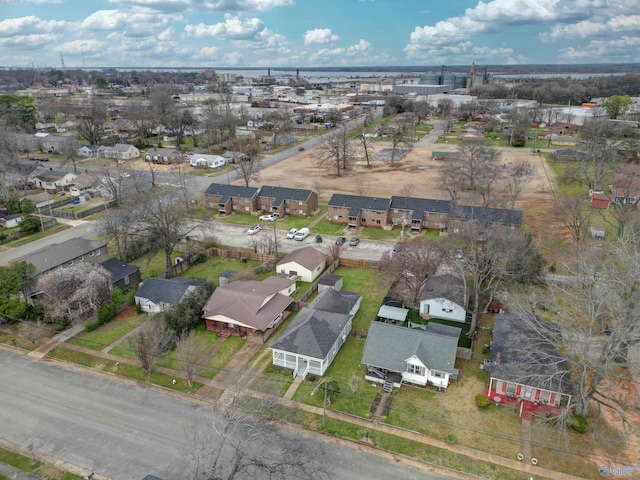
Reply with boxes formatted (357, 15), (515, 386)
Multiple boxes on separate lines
(270, 288), (361, 377)
(610, 178), (640, 205)
(0, 214), (24, 229)
(134, 277), (204, 313)
(144, 148), (183, 164)
(30, 168), (78, 191)
(362, 321), (461, 390)
(276, 246), (326, 283)
(419, 274), (467, 323)
(99, 258), (141, 292)
(486, 314), (572, 418)
(14, 238), (108, 278)
(202, 276), (296, 340)
(77, 145), (107, 158)
(104, 144), (140, 160)
(190, 154), (227, 169)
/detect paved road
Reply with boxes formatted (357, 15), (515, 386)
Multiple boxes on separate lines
(0, 349), (454, 480)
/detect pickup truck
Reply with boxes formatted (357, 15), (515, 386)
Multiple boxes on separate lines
(294, 228), (309, 241)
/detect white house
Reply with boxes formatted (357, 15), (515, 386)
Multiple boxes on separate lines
(104, 143), (140, 160)
(77, 145), (107, 158)
(189, 154), (227, 169)
(30, 168), (78, 191)
(0, 214), (24, 229)
(134, 277), (203, 313)
(419, 274), (467, 323)
(276, 246), (326, 283)
(362, 321), (461, 390)
(271, 288), (361, 378)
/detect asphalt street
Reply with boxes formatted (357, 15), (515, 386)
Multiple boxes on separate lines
(0, 349), (455, 480)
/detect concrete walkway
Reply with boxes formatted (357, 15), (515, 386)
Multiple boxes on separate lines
(372, 390), (390, 424)
(27, 323), (85, 360)
(0, 461), (43, 480)
(283, 374), (304, 400)
(521, 419), (532, 464)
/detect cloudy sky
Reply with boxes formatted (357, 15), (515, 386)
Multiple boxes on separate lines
(0, 0), (639, 69)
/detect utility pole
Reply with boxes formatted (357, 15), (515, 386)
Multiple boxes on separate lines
(273, 219), (278, 258)
(322, 379), (327, 428)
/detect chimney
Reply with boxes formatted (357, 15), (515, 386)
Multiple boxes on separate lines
(495, 352), (501, 364)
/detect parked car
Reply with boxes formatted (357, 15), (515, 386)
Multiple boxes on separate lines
(349, 238), (360, 246)
(247, 225), (261, 235)
(336, 237), (346, 245)
(259, 214), (277, 221)
(392, 242), (402, 253)
(315, 234), (323, 243)
(286, 228), (298, 239)
(298, 146), (305, 151)
(294, 228), (310, 241)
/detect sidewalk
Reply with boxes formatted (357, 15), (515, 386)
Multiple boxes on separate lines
(27, 323), (85, 360)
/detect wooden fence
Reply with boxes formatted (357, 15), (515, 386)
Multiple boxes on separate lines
(51, 200), (115, 219)
(338, 257), (379, 269)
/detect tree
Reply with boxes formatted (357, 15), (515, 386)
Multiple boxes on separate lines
(229, 137), (261, 187)
(318, 126), (356, 176)
(437, 98), (454, 118)
(378, 237), (447, 306)
(133, 318), (175, 376)
(504, 159), (534, 209)
(35, 263), (112, 324)
(513, 237), (640, 433)
(158, 283), (215, 336)
(359, 131), (375, 167)
(0, 95), (36, 132)
(553, 196), (592, 248)
(9, 261), (36, 299)
(387, 124), (411, 167)
(125, 99), (155, 147)
(76, 99), (107, 145)
(576, 119), (625, 192)
(93, 77), (108, 89)
(602, 95), (632, 119)
(176, 331), (210, 387)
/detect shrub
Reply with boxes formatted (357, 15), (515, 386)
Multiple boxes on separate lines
(568, 415), (588, 433)
(475, 393), (491, 408)
(136, 302), (143, 314)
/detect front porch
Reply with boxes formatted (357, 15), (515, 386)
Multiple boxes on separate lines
(484, 390), (567, 420)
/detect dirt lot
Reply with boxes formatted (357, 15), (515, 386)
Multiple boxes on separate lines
(257, 143), (555, 207)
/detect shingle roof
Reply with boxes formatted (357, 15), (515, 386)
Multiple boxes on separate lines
(362, 322), (460, 375)
(99, 258), (139, 283)
(328, 193), (391, 216)
(135, 277), (204, 306)
(390, 196), (450, 220)
(420, 274), (466, 307)
(308, 288), (360, 315)
(204, 183), (259, 203)
(377, 305), (409, 322)
(277, 246), (326, 271)
(16, 238), (107, 275)
(491, 314), (572, 395)
(257, 185), (313, 206)
(270, 307), (350, 358)
(448, 204), (523, 227)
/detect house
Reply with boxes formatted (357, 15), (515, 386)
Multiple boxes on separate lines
(276, 246), (326, 283)
(590, 192), (610, 210)
(419, 274), (468, 323)
(202, 276), (295, 340)
(77, 145), (107, 158)
(257, 186), (318, 218)
(99, 258), (141, 292)
(104, 144), (140, 160)
(204, 183), (259, 215)
(144, 147), (183, 164)
(30, 168), (78, 191)
(362, 321), (461, 390)
(0, 214), (24, 229)
(389, 196), (450, 232)
(134, 277), (204, 313)
(317, 273), (343, 292)
(39, 134), (78, 154)
(327, 193), (391, 229)
(222, 151), (249, 164)
(189, 154), (227, 169)
(486, 314), (572, 418)
(552, 149), (588, 162)
(447, 204), (523, 231)
(14, 238), (108, 278)
(270, 288), (362, 378)
(610, 178), (640, 205)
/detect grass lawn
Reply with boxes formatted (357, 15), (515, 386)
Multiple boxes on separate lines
(66, 308), (146, 351)
(0, 322), (50, 351)
(293, 338), (377, 418)
(131, 250), (183, 279)
(155, 324), (220, 371)
(199, 336), (246, 379)
(48, 346), (202, 394)
(249, 361), (295, 397)
(1, 224), (71, 248)
(331, 266), (391, 334)
(0, 447), (84, 480)
(311, 218), (347, 236)
(178, 255), (264, 284)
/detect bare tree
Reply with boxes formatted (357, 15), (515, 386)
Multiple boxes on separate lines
(398, 183), (415, 197)
(75, 99), (107, 145)
(176, 331), (210, 387)
(437, 98), (454, 117)
(378, 237), (447, 306)
(133, 319), (175, 376)
(35, 263), (112, 324)
(601, 164), (640, 238)
(125, 98), (155, 147)
(505, 159), (534, 209)
(312, 180), (325, 201)
(354, 177), (370, 196)
(228, 137), (261, 187)
(324, 240), (345, 264)
(21, 319), (43, 344)
(359, 131), (375, 167)
(553, 196), (592, 248)
(318, 125), (356, 176)
(387, 124), (411, 167)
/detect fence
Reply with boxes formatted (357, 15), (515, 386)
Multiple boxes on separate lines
(296, 258), (340, 304)
(51, 200), (115, 219)
(205, 247), (275, 263)
(338, 257), (379, 269)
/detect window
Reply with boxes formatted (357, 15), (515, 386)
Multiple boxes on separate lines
(376, 219), (381, 224)
(124, 275), (130, 286)
(89, 251), (94, 257)
(67, 260), (73, 266)
(79, 256), (84, 262)
(432, 370), (443, 378)
(96, 249), (101, 256)
(407, 364), (423, 376)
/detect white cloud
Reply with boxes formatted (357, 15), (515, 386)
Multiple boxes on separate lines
(545, 15), (640, 41)
(193, 46), (221, 59)
(232, 28), (289, 53)
(560, 36), (640, 60)
(309, 39), (373, 62)
(303, 28), (339, 45)
(81, 10), (179, 38)
(0, 16), (67, 36)
(185, 14), (264, 39)
(109, 0), (293, 12)
(222, 51), (243, 64)
(0, 33), (60, 47)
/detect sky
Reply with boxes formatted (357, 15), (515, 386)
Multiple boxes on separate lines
(0, 0), (639, 69)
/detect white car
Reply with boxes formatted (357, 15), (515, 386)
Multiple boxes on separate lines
(259, 214), (277, 221)
(286, 228), (298, 239)
(247, 225), (261, 235)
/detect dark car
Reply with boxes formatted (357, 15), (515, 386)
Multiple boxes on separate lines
(298, 146), (305, 151)
(335, 237), (346, 245)
(349, 238), (360, 246)
(392, 242), (402, 252)
(315, 234), (323, 243)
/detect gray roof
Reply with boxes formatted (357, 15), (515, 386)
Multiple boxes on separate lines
(318, 273), (341, 286)
(362, 321), (460, 375)
(135, 277), (204, 306)
(204, 183), (259, 203)
(420, 274), (466, 307)
(277, 246), (326, 271)
(16, 238), (107, 275)
(257, 185), (313, 206)
(377, 305), (409, 322)
(424, 322), (463, 338)
(390, 196), (450, 220)
(448, 204), (523, 227)
(491, 314), (572, 395)
(328, 193), (391, 216)
(99, 258), (139, 283)
(270, 307), (350, 359)
(308, 288), (360, 315)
